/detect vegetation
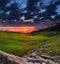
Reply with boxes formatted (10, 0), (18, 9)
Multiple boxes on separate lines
(0, 31), (49, 56)
(0, 28), (60, 57)
(40, 33), (60, 56)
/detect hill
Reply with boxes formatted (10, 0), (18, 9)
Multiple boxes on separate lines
(0, 25), (60, 57)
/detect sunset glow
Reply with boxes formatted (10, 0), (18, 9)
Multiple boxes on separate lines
(20, 27), (35, 33)
(0, 26), (36, 33)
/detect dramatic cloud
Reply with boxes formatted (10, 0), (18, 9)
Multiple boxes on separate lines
(0, 0), (60, 20)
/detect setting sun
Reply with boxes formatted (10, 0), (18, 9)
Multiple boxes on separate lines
(23, 28), (27, 31)
(22, 28), (28, 33)
(20, 27), (35, 33)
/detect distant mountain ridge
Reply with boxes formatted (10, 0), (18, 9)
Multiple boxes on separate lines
(44, 24), (60, 31)
(34, 24), (60, 33)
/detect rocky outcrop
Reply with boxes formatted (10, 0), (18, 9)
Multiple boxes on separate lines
(0, 50), (59, 64)
(0, 51), (28, 64)
(23, 44), (60, 64)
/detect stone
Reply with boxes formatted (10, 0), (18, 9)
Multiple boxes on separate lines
(0, 51), (28, 64)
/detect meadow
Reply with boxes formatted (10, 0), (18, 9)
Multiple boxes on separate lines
(0, 30), (60, 57)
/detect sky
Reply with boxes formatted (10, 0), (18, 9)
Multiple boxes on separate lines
(7, 0), (27, 9)
(6, 0), (60, 14)
(0, 0), (60, 20)
(14, 0), (60, 14)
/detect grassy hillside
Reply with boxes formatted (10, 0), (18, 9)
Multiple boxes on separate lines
(0, 26), (60, 57)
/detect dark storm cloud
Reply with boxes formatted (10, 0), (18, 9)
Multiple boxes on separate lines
(0, 0), (60, 20)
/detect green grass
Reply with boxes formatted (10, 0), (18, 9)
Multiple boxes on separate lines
(0, 31), (60, 57)
(41, 35), (60, 56)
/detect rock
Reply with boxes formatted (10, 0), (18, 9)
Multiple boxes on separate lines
(26, 57), (41, 63)
(42, 63), (46, 64)
(29, 62), (34, 64)
(0, 51), (28, 64)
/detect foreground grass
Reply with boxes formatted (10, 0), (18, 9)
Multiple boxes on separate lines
(0, 31), (60, 57)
